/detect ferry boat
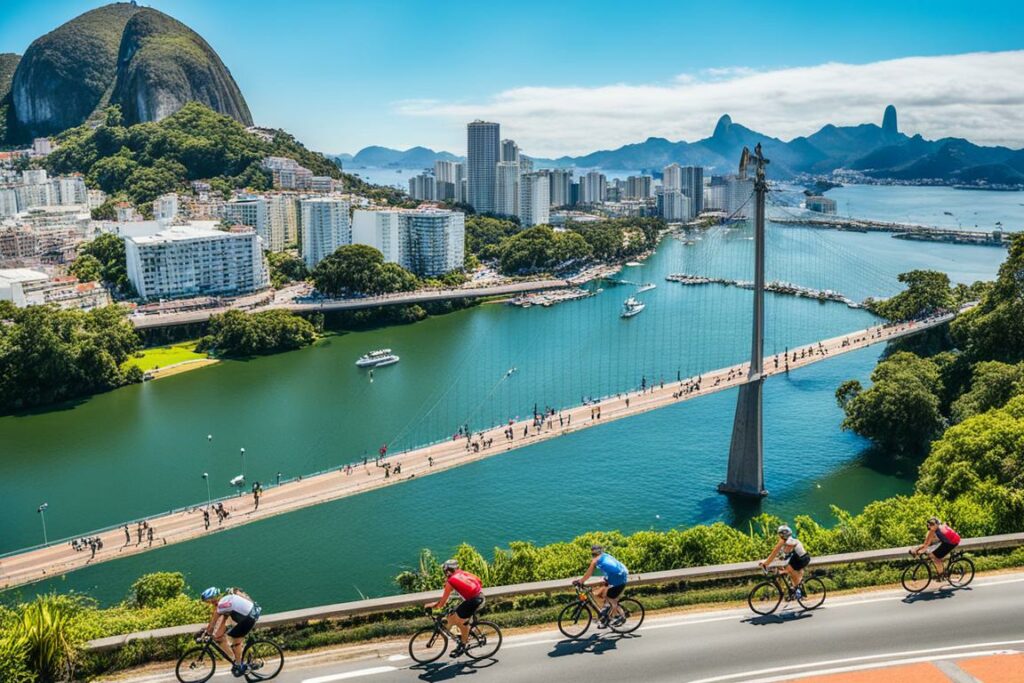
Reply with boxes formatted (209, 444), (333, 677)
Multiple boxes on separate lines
(621, 297), (646, 318)
(356, 349), (400, 367)
(636, 283), (657, 293)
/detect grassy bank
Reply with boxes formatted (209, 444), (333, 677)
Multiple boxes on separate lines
(125, 342), (208, 372)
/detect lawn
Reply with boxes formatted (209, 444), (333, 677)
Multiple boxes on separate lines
(126, 342), (208, 372)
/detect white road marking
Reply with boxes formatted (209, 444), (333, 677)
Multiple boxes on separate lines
(685, 641), (1024, 683)
(302, 665), (398, 683)
(733, 649), (1019, 683)
(386, 654), (408, 662)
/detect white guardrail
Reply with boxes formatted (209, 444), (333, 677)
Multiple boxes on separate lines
(86, 532), (1024, 652)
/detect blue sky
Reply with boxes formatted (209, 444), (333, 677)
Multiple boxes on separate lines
(2, 1), (1022, 155)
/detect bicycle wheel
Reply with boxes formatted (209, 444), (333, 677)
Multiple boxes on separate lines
(748, 581), (782, 615)
(557, 601), (593, 639)
(901, 561), (931, 593)
(796, 577), (826, 610)
(609, 598), (645, 634)
(176, 646), (216, 683)
(947, 557), (975, 588)
(243, 639), (284, 681)
(465, 621), (502, 660)
(409, 627), (448, 664)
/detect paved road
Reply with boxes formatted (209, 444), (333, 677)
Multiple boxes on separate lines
(1, 313), (954, 590)
(108, 573), (1024, 683)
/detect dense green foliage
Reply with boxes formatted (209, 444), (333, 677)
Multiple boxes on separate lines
(0, 304), (142, 414)
(565, 217), (663, 262)
(312, 244), (419, 297)
(464, 215), (520, 259)
(265, 251), (309, 288)
(69, 233), (133, 296)
(197, 309), (317, 357)
(950, 361), (1024, 424)
(951, 234), (1024, 363)
(864, 270), (954, 320)
(496, 226), (592, 275)
(46, 102), (341, 206)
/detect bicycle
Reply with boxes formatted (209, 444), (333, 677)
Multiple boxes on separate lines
(901, 548), (975, 593)
(747, 566), (827, 615)
(557, 582), (645, 639)
(408, 601), (503, 664)
(175, 632), (284, 683)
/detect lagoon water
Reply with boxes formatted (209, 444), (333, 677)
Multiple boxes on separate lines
(1, 186), (1016, 610)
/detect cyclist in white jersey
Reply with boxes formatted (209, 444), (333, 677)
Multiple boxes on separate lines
(759, 525), (812, 597)
(201, 587), (262, 677)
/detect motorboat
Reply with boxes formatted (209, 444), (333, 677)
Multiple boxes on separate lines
(625, 261), (642, 267)
(356, 349), (400, 367)
(636, 283), (657, 293)
(621, 297), (645, 318)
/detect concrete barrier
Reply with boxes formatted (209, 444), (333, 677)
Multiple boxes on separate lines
(85, 531), (1024, 652)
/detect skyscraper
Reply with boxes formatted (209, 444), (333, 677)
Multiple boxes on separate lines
(548, 169), (573, 208)
(500, 139), (520, 163)
(680, 166), (704, 217)
(518, 172), (550, 227)
(581, 171), (607, 204)
(662, 163), (682, 192)
(467, 121), (500, 213)
(434, 160), (460, 201)
(495, 161), (520, 217)
(300, 198), (351, 268)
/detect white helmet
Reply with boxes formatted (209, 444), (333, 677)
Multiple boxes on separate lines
(777, 525), (793, 538)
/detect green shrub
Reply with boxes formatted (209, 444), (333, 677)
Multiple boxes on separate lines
(131, 572), (187, 608)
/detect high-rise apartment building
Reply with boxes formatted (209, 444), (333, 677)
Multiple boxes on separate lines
(352, 209), (403, 264)
(581, 171), (607, 204)
(267, 194), (300, 250)
(548, 169), (574, 208)
(125, 223), (269, 299)
(495, 161), (520, 217)
(408, 172), (436, 201)
(467, 121), (500, 213)
(434, 160), (462, 202)
(401, 209), (465, 276)
(661, 190), (691, 221)
(501, 139), (520, 163)
(222, 196), (270, 249)
(625, 175), (653, 199)
(724, 176), (755, 219)
(680, 166), (704, 218)
(662, 163), (682, 191)
(518, 173), (550, 227)
(300, 198), (351, 268)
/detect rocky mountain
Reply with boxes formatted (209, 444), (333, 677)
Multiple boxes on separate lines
(535, 106), (1023, 187)
(5, 2), (251, 142)
(348, 145), (461, 168)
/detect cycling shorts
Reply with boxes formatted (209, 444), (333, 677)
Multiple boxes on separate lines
(788, 553), (811, 571)
(227, 614), (257, 638)
(605, 583), (626, 600)
(455, 595), (484, 619)
(932, 541), (957, 559)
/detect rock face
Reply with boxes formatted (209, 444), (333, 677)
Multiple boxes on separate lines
(11, 3), (140, 139)
(882, 104), (898, 136)
(8, 3), (251, 141)
(111, 9), (251, 127)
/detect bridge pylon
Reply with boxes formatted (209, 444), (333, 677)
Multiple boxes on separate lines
(719, 144), (769, 498)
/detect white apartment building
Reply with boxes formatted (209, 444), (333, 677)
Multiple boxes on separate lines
(434, 161), (463, 202)
(154, 193), (179, 222)
(518, 172), (550, 227)
(661, 190), (691, 221)
(401, 209), (464, 277)
(125, 223), (269, 300)
(222, 196), (270, 249)
(300, 198), (351, 268)
(267, 194), (300, 250)
(625, 175), (653, 199)
(548, 169), (573, 208)
(408, 173), (436, 201)
(581, 171), (607, 204)
(0, 188), (17, 218)
(724, 176), (755, 219)
(351, 209), (403, 264)
(495, 161), (520, 217)
(0, 268), (109, 310)
(662, 164), (682, 191)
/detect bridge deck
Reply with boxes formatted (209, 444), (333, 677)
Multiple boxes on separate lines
(0, 312), (956, 590)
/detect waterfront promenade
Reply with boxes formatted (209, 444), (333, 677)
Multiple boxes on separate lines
(0, 311), (958, 590)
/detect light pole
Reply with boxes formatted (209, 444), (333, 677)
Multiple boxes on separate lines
(202, 472), (212, 509)
(240, 448), (246, 478)
(37, 503), (48, 545)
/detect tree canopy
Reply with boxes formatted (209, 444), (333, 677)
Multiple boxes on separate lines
(866, 270), (954, 321)
(496, 226), (591, 275)
(70, 233), (134, 296)
(197, 309), (317, 357)
(312, 244), (419, 297)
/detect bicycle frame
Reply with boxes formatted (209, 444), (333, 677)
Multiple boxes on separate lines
(196, 633), (243, 664)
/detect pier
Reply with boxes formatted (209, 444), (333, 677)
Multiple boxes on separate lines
(665, 273), (861, 308)
(772, 217), (1014, 247)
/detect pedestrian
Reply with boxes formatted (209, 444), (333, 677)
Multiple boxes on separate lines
(136, 522), (143, 545)
(429, 456), (434, 467)
(203, 508), (210, 530)
(123, 524), (130, 546)
(147, 526), (154, 547)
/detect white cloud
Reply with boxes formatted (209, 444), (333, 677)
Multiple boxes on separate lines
(394, 51), (1024, 157)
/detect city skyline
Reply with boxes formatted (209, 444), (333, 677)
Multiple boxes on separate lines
(2, 1), (1022, 155)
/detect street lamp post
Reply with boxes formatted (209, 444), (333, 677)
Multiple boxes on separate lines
(240, 448), (246, 478)
(202, 472), (212, 509)
(37, 503), (48, 545)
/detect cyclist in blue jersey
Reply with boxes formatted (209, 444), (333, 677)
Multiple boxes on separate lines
(575, 545), (629, 628)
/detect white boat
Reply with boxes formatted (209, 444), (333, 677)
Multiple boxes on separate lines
(621, 297), (645, 318)
(625, 261), (642, 267)
(356, 349), (400, 367)
(637, 283), (657, 293)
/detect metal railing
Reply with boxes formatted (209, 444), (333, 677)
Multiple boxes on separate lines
(85, 531), (1024, 652)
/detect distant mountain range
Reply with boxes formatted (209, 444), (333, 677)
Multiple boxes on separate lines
(534, 106), (1024, 186)
(336, 146), (462, 168)
(341, 106), (1024, 187)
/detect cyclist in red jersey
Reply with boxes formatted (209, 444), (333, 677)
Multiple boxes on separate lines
(425, 559), (484, 658)
(912, 516), (961, 580)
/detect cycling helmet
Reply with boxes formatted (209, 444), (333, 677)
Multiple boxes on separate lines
(927, 516), (940, 526)
(590, 544), (604, 555)
(777, 525), (792, 538)
(200, 586), (219, 601)
(442, 559), (459, 573)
